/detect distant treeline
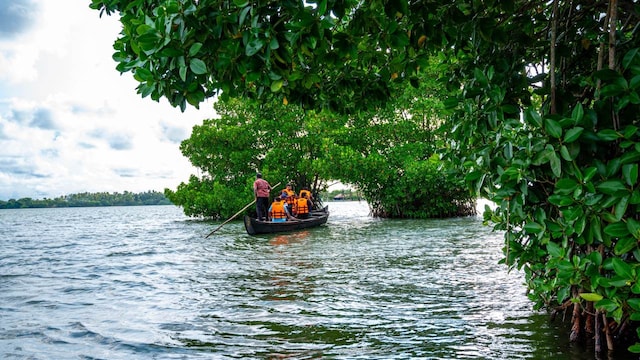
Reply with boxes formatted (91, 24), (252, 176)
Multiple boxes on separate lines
(0, 191), (173, 209)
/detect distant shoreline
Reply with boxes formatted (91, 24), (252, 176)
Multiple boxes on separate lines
(0, 191), (172, 209)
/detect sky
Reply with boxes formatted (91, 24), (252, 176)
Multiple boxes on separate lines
(0, 1), (217, 201)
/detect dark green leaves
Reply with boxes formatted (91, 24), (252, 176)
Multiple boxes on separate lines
(245, 38), (265, 56)
(596, 180), (628, 195)
(189, 58), (207, 75)
(544, 118), (562, 138)
(564, 127), (583, 143)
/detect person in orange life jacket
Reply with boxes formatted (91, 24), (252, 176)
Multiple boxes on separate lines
(253, 172), (271, 221)
(299, 187), (314, 210)
(269, 196), (295, 222)
(294, 193), (312, 219)
(282, 183), (295, 197)
(281, 187), (295, 214)
(299, 187), (312, 201)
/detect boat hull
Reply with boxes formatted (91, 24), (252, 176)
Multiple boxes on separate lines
(244, 206), (329, 235)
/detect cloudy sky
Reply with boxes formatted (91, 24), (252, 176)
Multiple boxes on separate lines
(0, 1), (217, 200)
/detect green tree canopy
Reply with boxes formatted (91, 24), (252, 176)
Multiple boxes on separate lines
(166, 76), (472, 219)
(89, 0), (434, 112)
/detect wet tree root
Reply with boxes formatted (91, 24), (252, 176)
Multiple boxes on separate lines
(552, 293), (638, 355)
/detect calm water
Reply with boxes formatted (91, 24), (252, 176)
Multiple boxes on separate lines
(0, 201), (624, 359)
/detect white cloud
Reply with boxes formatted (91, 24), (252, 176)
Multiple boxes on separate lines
(0, 2), (216, 200)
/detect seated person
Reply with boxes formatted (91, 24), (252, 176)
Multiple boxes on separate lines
(295, 194), (312, 219)
(281, 185), (296, 213)
(269, 197), (295, 222)
(299, 187), (313, 200)
(299, 187), (315, 210)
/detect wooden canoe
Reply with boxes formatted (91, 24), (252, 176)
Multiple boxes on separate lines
(243, 206), (329, 235)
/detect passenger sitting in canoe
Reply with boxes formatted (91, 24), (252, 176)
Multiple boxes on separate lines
(294, 193), (313, 219)
(269, 196), (296, 222)
(299, 187), (313, 201)
(281, 184), (296, 212)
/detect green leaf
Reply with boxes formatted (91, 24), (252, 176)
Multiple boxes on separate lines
(443, 97), (459, 109)
(605, 222), (631, 238)
(611, 258), (634, 279)
(135, 67), (153, 81)
(246, 38), (265, 56)
(590, 219), (603, 243)
(269, 37), (279, 50)
(595, 298), (618, 313)
(318, 0), (328, 14)
(270, 79), (284, 92)
(614, 195), (629, 221)
(548, 194), (574, 206)
(239, 5), (251, 26)
(597, 129), (620, 141)
(189, 58), (207, 74)
(473, 68), (488, 87)
(547, 242), (563, 258)
(627, 298), (640, 311)
(524, 221), (544, 234)
(623, 125), (638, 139)
(179, 65), (187, 82)
(549, 151), (561, 177)
(560, 145), (573, 161)
(571, 103), (584, 123)
(628, 344), (640, 353)
(623, 163), (638, 186)
(554, 178), (578, 195)
(596, 180), (627, 195)
(544, 118), (562, 138)
(563, 127), (583, 143)
(233, 0), (250, 6)
(579, 293), (603, 302)
(601, 81), (628, 97)
(628, 218), (640, 240)
(593, 68), (621, 81)
(524, 107), (542, 127)
(188, 42), (203, 57)
(583, 167), (598, 182)
(614, 236), (637, 255)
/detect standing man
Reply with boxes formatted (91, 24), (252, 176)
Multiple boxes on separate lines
(253, 172), (271, 221)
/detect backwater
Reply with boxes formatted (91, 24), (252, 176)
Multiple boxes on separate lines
(0, 201), (633, 359)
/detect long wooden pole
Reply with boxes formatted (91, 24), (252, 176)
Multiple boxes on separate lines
(205, 181), (281, 238)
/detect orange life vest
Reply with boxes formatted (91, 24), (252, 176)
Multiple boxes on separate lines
(299, 189), (311, 199)
(282, 189), (296, 205)
(295, 198), (309, 215)
(270, 200), (287, 220)
(282, 188), (295, 196)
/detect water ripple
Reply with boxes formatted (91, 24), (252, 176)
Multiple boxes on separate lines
(0, 203), (630, 359)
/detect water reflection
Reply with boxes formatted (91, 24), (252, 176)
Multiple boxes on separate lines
(269, 230), (311, 246)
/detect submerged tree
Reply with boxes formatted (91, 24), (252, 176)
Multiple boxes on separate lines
(92, 0), (640, 353)
(165, 97), (329, 218)
(167, 88), (469, 219)
(441, 2), (640, 353)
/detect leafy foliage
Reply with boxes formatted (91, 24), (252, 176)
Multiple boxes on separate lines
(441, 1), (640, 352)
(88, 0), (433, 112)
(165, 88), (470, 219)
(164, 97), (330, 218)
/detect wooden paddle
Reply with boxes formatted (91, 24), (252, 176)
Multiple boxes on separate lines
(205, 181), (281, 238)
